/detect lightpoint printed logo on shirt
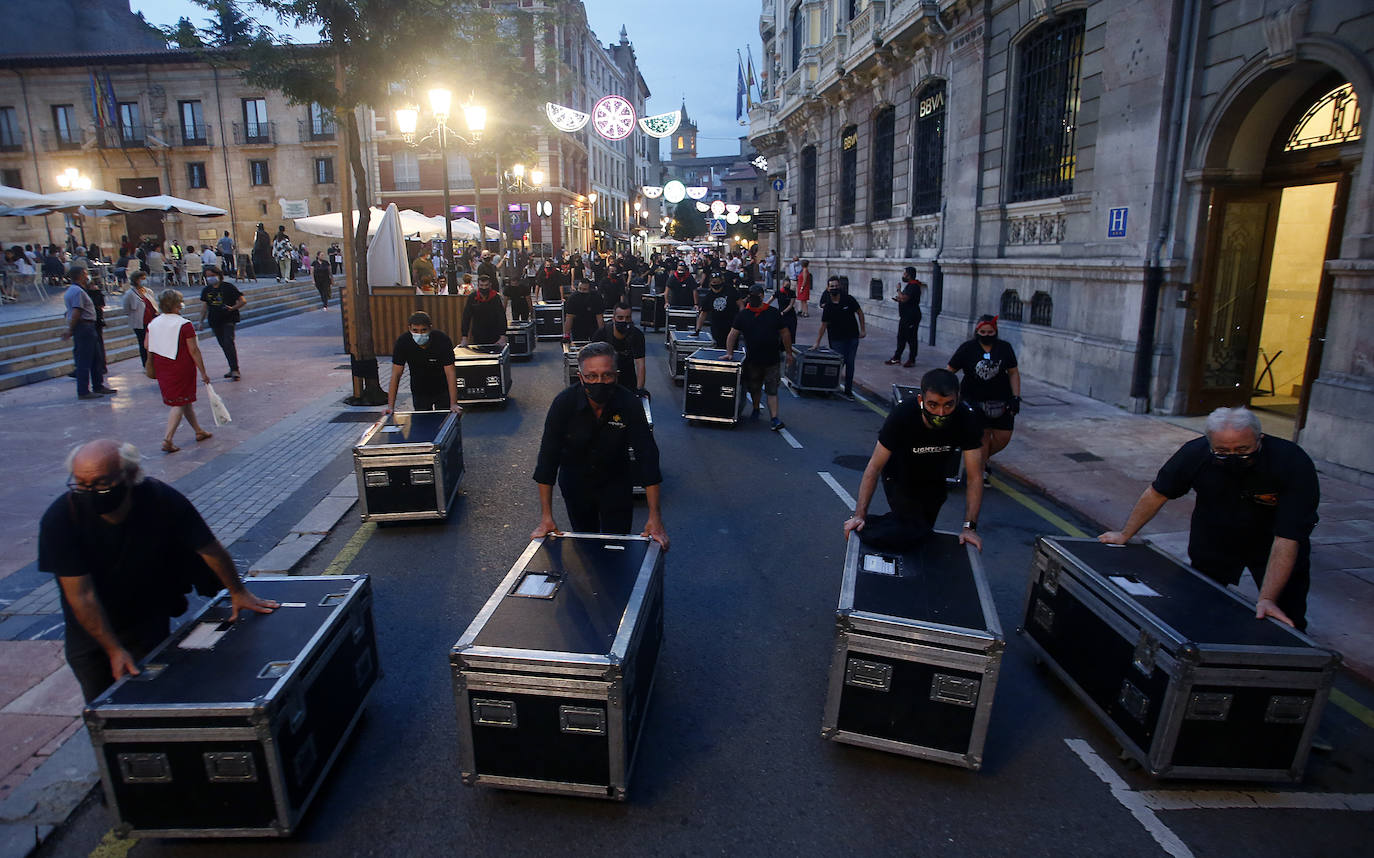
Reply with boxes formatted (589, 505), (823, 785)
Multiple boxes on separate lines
(975, 357), (1002, 381)
(712, 296), (730, 312)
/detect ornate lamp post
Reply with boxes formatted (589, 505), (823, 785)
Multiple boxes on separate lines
(55, 167), (93, 246)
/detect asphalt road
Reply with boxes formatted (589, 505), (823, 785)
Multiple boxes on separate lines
(42, 331), (1374, 857)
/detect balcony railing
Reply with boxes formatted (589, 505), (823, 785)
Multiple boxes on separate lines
(232, 120), (276, 145)
(0, 129), (24, 153)
(393, 179), (422, 191)
(299, 118), (336, 143)
(847, 1), (887, 63)
(97, 125), (149, 149)
(179, 123), (213, 147)
(41, 128), (85, 151)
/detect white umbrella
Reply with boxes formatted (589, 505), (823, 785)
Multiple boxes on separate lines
(136, 194), (227, 217)
(0, 185), (56, 209)
(450, 217), (502, 241)
(366, 204), (412, 290)
(40, 188), (168, 213)
(295, 207), (446, 239)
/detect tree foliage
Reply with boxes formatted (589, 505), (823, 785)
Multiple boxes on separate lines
(165, 17), (205, 49)
(669, 198), (707, 241)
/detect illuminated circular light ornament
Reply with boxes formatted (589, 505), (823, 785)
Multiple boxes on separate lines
(726, 212), (739, 224)
(641, 185), (663, 199)
(710, 200), (726, 216)
(686, 186), (709, 200)
(662, 180), (687, 204)
(592, 95), (636, 141)
(545, 102), (590, 132)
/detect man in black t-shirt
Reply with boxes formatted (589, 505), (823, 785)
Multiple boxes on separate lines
(886, 267), (923, 367)
(536, 259), (565, 303)
(845, 369), (984, 549)
(1099, 407), (1319, 629)
(665, 263), (696, 307)
(727, 285), (794, 430)
(461, 274), (509, 347)
(695, 272), (742, 347)
(598, 264), (628, 308)
(40, 440), (278, 701)
(199, 266), (246, 380)
(814, 276), (866, 398)
(563, 279), (606, 342)
(590, 303), (647, 391)
(387, 311), (460, 413)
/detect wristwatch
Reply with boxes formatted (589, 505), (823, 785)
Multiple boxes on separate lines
(963, 521), (977, 531)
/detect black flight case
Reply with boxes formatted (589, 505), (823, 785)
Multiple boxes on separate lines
(563, 339), (590, 386)
(786, 346), (843, 393)
(683, 348), (745, 425)
(822, 532), (1004, 769)
(666, 329), (717, 384)
(665, 306), (697, 338)
(453, 343), (513, 405)
(631, 393), (653, 498)
(1020, 537), (1340, 781)
(450, 534), (665, 800)
(640, 292), (666, 331)
(534, 302), (564, 339)
(85, 575), (379, 838)
(505, 319), (536, 359)
(629, 281), (648, 307)
(893, 384), (965, 485)
(354, 410), (464, 522)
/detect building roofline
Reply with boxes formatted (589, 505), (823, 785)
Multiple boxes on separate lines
(0, 42), (328, 70)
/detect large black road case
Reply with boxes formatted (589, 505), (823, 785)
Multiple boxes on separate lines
(786, 346), (843, 393)
(893, 384), (965, 485)
(629, 282), (648, 307)
(631, 393), (653, 497)
(666, 329), (717, 383)
(505, 320), (536, 359)
(451, 534), (665, 800)
(1020, 537), (1339, 781)
(563, 340), (590, 386)
(453, 344), (512, 405)
(822, 532), (1003, 769)
(534, 302), (564, 339)
(85, 576), (379, 838)
(666, 306), (697, 336)
(640, 293), (666, 331)
(354, 411), (464, 522)
(683, 348), (745, 424)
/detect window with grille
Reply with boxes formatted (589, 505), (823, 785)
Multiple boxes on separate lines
(912, 81), (946, 215)
(52, 105), (77, 146)
(248, 159), (270, 186)
(187, 162), (207, 189)
(871, 107), (895, 221)
(1030, 291), (1053, 326)
(314, 157), (334, 184)
(242, 98), (269, 142)
(308, 102), (335, 139)
(800, 145), (817, 230)
(1009, 12), (1085, 203)
(1000, 290), (1023, 322)
(839, 126), (858, 225)
(179, 101), (206, 145)
(118, 102), (143, 144)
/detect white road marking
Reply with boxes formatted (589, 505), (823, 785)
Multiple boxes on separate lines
(782, 378), (799, 398)
(818, 471), (856, 510)
(779, 428), (803, 449)
(1065, 739), (1195, 858)
(1137, 790), (1374, 812)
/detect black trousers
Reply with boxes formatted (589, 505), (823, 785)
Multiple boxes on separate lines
(563, 488), (634, 535)
(211, 322), (239, 372)
(1189, 538), (1311, 631)
(66, 616), (170, 703)
(509, 294), (531, 321)
(412, 391), (448, 411)
(882, 473), (947, 530)
(892, 316), (920, 361)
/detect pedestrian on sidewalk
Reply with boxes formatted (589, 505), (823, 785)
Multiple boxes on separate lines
(727, 284), (794, 430)
(886, 267), (923, 367)
(795, 259), (813, 317)
(147, 289), (214, 453)
(532, 342), (668, 547)
(39, 439), (278, 702)
(461, 274), (508, 348)
(946, 314), (1020, 482)
(591, 302), (647, 392)
(121, 271), (157, 366)
(61, 268), (117, 400)
(844, 368), (984, 549)
(252, 223), (273, 280)
(199, 266), (245, 381)
(386, 311), (460, 414)
(770, 275), (798, 345)
(1098, 407), (1319, 630)
(814, 275), (866, 398)
(216, 230), (236, 275)
(272, 227), (293, 282)
(311, 251), (333, 309)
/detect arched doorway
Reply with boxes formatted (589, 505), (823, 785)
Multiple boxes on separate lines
(1188, 66), (1361, 427)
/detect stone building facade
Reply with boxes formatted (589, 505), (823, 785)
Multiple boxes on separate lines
(750, 0), (1374, 482)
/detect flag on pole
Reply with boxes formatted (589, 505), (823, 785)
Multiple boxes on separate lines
(89, 71), (117, 129)
(736, 52), (747, 121)
(746, 46), (759, 106)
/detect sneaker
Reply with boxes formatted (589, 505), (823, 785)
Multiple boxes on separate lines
(903, 359), (915, 368)
(224, 372), (235, 378)
(750, 408), (761, 420)
(94, 387), (118, 395)
(78, 392), (103, 400)
(884, 358), (901, 365)
(230, 371), (241, 381)
(770, 417), (785, 431)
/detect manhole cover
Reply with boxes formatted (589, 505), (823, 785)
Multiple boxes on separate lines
(329, 412), (385, 423)
(1064, 451), (1103, 463)
(832, 454), (870, 471)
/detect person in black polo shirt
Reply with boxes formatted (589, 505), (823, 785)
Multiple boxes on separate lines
(532, 342), (668, 546)
(461, 274), (509, 347)
(590, 302), (647, 392)
(844, 369), (984, 549)
(665, 262), (696, 307)
(695, 271), (741, 347)
(814, 275), (866, 399)
(562, 278), (605, 342)
(1099, 407), (1319, 629)
(726, 284), (794, 431)
(386, 311), (460, 413)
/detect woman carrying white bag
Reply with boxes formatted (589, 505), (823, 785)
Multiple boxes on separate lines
(147, 289), (217, 454)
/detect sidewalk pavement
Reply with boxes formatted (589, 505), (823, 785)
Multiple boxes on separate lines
(0, 272), (316, 326)
(787, 312), (1374, 682)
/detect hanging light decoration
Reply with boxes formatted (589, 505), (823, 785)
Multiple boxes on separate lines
(695, 202), (710, 212)
(662, 180), (687, 204)
(545, 102), (590, 132)
(725, 203), (741, 214)
(641, 185), (663, 198)
(592, 95), (636, 140)
(710, 200), (727, 216)
(686, 187), (709, 200)
(637, 110), (682, 138)
(725, 212), (739, 224)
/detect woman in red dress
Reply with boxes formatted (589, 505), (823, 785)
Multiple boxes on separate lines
(795, 259), (813, 317)
(145, 290), (213, 453)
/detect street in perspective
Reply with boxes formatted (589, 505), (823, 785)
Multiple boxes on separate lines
(1, 1), (1373, 857)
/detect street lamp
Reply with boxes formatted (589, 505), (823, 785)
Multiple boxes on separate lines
(496, 162), (544, 255)
(396, 89), (484, 293)
(55, 168), (93, 246)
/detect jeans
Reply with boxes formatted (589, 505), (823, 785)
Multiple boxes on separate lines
(828, 336), (859, 394)
(211, 322), (239, 373)
(71, 322), (102, 395)
(134, 327), (148, 365)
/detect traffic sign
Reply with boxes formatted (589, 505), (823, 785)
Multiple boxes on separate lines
(709, 218), (728, 237)
(772, 178), (785, 191)
(753, 210), (780, 233)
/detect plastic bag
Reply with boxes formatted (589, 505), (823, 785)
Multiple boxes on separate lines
(205, 382), (232, 426)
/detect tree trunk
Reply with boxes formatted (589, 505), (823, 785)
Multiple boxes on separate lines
(344, 108), (386, 405)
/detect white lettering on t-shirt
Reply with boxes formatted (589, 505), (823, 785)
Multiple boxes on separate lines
(911, 445), (955, 455)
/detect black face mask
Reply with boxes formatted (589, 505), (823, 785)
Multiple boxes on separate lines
(614, 320), (631, 334)
(828, 288), (840, 296)
(583, 381), (614, 404)
(1213, 451), (1258, 473)
(71, 481), (128, 517)
(978, 335), (996, 347)
(747, 296), (762, 307)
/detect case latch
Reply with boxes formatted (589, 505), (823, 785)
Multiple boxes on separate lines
(930, 674), (980, 708)
(1265, 694), (1312, 724)
(1185, 692), (1233, 721)
(118, 752), (172, 784)
(559, 705), (607, 735)
(203, 751), (258, 783)
(472, 698), (518, 728)
(1132, 632), (1158, 676)
(844, 657), (893, 692)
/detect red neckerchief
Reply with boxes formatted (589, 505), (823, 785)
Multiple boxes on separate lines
(745, 302), (770, 316)
(472, 289), (497, 303)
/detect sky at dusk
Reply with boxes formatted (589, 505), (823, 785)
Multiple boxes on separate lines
(131, 1), (763, 159)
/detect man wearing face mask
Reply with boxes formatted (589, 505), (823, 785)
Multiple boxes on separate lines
(695, 271), (742, 348)
(726, 284), (794, 430)
(814, 276), (866, 399)
(1099, 407), (1319, 629)
(198, 266), (246, 381)
(39, 439), (278, 702)
(590, 303), (647, 392)
(387, 311), (460, 414)
(844, 369), (984, 550)
(460, 274), (509, 348)
(562, 278), (605, 342)
(532, 342), (668, 547)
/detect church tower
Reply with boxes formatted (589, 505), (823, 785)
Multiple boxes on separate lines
(671, 101), (698, 161)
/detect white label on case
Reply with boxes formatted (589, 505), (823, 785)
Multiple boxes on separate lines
(1110, 576), (1162, 598)
(381, 425), (402, 433)
(179, 621), (232, 649)
(862, 554), (897, 575)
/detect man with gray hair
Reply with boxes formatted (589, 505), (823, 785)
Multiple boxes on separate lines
(532, 341), (668, 547)
(1099, 407), (1320, 629)
(39, 439), (278, 701)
